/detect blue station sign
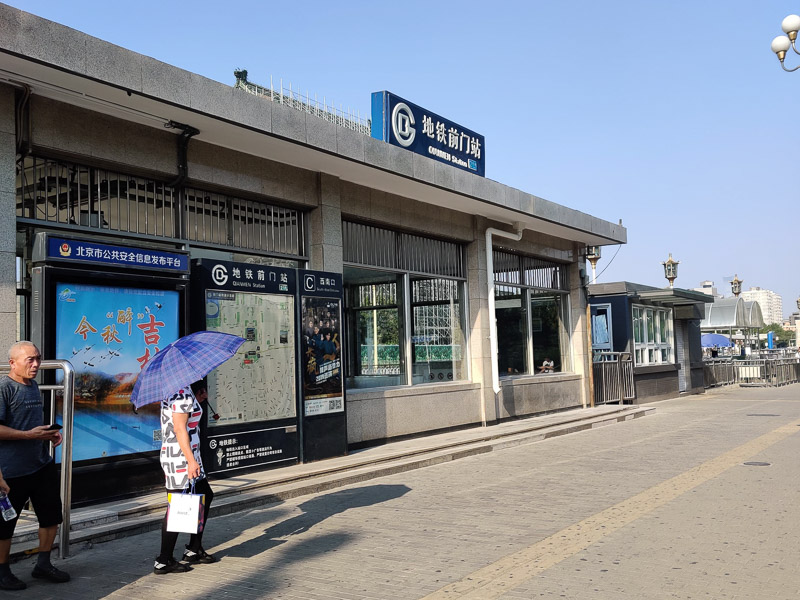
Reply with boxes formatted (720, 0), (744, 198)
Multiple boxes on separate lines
(371, 91), (485, 177)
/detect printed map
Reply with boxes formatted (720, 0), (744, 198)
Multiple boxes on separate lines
(205, 290), (296, 426)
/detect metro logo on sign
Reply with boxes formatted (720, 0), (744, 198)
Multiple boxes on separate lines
(391, 102), (416, 147)
(371, 91), (485, 177)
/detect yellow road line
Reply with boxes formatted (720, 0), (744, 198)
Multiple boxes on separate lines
(421, 420), (800, 599)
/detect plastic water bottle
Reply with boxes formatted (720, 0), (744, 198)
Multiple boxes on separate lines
(0, 491), (16, 521)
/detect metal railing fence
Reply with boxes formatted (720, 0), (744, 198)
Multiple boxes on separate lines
(703, 357), (800, 388)
(234, 72), (371, 135)
(0, 360), (75, 558)
(703, 358), (737, 388)
(592, 351), (635, 405)
(736, 359), (800, 387)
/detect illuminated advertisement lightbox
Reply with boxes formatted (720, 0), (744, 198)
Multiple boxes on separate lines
(54, 283), (180, 461)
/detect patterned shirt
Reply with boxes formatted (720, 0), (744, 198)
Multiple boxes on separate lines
(159, 387), (203, 490)
(0, 376), (51, 478)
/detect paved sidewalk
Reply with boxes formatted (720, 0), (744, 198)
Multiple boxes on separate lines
(12, 402), (652, 557)
(8, 385), (800, 599)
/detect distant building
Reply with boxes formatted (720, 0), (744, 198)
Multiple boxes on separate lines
(740, 287), (783, 325)
(693, 281), (721, 298)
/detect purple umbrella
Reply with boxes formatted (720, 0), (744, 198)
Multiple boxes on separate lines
(130, 331), (245, 408)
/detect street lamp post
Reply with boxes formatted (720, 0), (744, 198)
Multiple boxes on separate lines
(586, 246), (601, 285)
(730, 274), (742, 297)
(770, 14), (800, 70)
(662, 253), (679, 288)
(795, 297), (800, 350)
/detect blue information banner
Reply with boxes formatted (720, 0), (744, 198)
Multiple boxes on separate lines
(47, 237), (188, 272)
(371, 91), (485, 177)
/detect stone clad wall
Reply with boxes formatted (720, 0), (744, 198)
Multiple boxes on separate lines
(0, 85), (15, 351)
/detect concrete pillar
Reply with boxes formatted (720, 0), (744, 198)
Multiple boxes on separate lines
(0, 84), (17, 352)
(467, 216), (497, 424)
(308, 173), (343, 273)
(569, 243), (590, 408)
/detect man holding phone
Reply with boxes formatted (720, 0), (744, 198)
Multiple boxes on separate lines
(0, 342), (69, 590)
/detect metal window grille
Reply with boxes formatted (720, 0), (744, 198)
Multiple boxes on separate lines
(411, 278), (460, 303)
(351, 282), (398, 309)
(493, 249), (568, 292)
(16, 156), (177, 238)
(16, 156), (304, 258)
(343, 221), (465, 279)
(184, 187), (302, 256)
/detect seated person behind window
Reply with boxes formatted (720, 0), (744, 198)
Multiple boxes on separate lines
(538, 357), (554, 373)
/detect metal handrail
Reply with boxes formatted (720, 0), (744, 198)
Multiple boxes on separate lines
(0, 360), (74, 558)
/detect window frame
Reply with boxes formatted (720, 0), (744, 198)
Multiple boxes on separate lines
(631, 304), (674, 366)
(342, 222), (469, 390)
(492, 250), (572, 377)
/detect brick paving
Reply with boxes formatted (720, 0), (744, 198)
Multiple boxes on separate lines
(7, 385), (800, 599)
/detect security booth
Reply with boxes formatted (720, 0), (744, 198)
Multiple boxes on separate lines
(29, 232), (189, 503)
(588, 282), (712, 402)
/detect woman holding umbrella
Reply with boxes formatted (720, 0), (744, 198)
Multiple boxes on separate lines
(129, 331), (244, 574)
(153, 380), (218, 574)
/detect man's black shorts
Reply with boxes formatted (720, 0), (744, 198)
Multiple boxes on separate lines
(0, 461), (63, 540)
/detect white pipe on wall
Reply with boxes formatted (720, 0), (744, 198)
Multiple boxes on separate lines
(485, 224), (524, 424)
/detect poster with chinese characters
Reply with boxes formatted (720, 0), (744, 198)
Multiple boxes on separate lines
(54, 283), (180, 461)
(204, 289), (296, 426)
(301, 297), (343, 416)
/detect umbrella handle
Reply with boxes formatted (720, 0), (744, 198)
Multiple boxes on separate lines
(206, 400), (221, 421)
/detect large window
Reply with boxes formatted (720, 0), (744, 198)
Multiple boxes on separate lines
(494, 250), (571, 376)
(632, 305), (673, 365)
(411, 277), (467, 383)
(343, 222), (467, 390)
(346, 272), (404, 388)
(496, 286), (527, 374)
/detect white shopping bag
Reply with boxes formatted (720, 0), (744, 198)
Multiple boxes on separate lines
(166, 490), (205, 533)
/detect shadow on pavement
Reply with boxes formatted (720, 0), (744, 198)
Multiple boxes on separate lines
(20, 482), (412, 599)
(217, 482), (412, 558)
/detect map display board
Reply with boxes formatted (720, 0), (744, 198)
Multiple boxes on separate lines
(205, 290), (296, 426)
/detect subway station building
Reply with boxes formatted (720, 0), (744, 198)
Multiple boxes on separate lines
(0, 5), (626, 497)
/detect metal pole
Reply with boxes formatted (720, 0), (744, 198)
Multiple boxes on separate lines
(57, 360), (75, 558)
(586, 302), (594, 408)
(0, 360), (75, 558)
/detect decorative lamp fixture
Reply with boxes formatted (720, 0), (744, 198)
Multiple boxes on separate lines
(771, 14), (800, 71)
(586, 246), (601, 285)
(730, 274), (742, 297)
(662, 253), (679, 288)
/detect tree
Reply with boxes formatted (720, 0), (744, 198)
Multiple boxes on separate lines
(758, 322), (791, 347)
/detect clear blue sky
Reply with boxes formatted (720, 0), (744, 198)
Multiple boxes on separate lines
(8, 1), (800, 318)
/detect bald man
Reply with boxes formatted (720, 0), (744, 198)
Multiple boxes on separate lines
(0, 342), (69, 590)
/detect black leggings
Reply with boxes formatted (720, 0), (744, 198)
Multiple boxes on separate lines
(158, 478), (214, 562)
